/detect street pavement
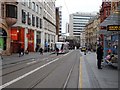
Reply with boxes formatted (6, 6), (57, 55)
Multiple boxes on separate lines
(0, 50), (118, 89)
(1, 52), (51, 65)
(79, 51), (118, 88)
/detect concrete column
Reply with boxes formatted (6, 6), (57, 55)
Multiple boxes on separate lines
(24, 28), (28, 51)
(6, 29), (11, 55)
(46, 33), (48, 43)
(55, 35), (58, 42)
(34, 30), (37, 51)
(41, 31), (45, 49)
(50, 34), (52, 48)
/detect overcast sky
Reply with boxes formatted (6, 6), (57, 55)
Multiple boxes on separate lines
(55, 0), (102, 33)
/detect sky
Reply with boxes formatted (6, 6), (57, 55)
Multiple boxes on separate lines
(55, 0), (103, 33)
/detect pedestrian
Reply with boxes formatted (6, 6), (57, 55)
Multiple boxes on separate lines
(21, 46), (24, 56)
(96, 44), (103, 69)
(39, 47), (43, 55)
(18, 44), (22, 57)
(25, 47), (29, 54)
(36, 44), (39, 52)
(84, 47), (87, 55)
(56, 48), (59, 56)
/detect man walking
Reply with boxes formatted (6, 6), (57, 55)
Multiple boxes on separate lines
(56, 48), (59, 56)
(39, 47), (43, 55)
(96, 44), (103, 69)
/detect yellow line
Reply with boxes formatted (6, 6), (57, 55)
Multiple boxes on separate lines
(79, 57), (83, 89)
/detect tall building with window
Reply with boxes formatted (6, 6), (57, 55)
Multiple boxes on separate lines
(69, 12), (95, 47)
(0, 0), (56, 54)
(0, 1), (18, 55)
(10, 1), (44, 53)
(43, 0), (56, 51)
(58, 6), (62, 36)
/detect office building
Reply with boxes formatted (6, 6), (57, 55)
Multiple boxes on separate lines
(69, 12), (95, 47)
(0, 0), (56, 54)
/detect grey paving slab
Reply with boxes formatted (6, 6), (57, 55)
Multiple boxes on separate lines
(1, 52), (51, 65)
(80, 51), (118, 88)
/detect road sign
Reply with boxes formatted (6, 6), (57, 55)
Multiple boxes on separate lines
(107, 25), (120, 31)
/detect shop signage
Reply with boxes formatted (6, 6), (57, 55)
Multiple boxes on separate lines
(11, 29), (18, 40)
(107, 25), (120, 31)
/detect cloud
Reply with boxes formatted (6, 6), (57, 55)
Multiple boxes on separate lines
(55, 0), (102, 33)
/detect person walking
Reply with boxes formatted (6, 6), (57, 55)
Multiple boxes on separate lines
(18, 44), (22, 57)
(56, 48), (59, 56)
(96, 44), (103, 69)
(39, 47), (43, 55)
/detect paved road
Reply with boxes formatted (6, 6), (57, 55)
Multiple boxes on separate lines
(1, 50), (81, 89)
(0, 50), (118, 89)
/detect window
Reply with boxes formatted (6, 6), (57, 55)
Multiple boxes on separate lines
(36, 16), (39, 27)
(1, 4), (5, 18)
(36, 5), (39, 13)
(27, 12), (31, 25)
(39, 7), (42, 15)
(32, 2), (35, 11)
(73, 33), (81, 35)
(22, 0), (25, 5)
(29, 0), (31, 8)
(32, 15), (35, 26)
(6, 4), (17, 18)
(22, 10), (26, 24)
(40, 18), (42, 29)
(27, 0), (31, 8)
(73, 31), (81, 32)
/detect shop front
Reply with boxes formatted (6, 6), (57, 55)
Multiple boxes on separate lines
(10, 27), (25, 53)
(27, 29), (34, 52)
(36, 31), (41, 52)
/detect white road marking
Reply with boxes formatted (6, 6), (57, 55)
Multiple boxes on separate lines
(63, 51), (72, 56)
(0, 58), (59, 89)
(27, 61), (37, 65)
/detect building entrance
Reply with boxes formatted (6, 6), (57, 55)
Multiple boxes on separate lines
(0, 28), (7, 52)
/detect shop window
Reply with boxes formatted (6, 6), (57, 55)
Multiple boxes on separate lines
(0, 28), (7, 50)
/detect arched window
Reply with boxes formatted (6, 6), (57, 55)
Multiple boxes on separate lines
(0, 28), (7, 50)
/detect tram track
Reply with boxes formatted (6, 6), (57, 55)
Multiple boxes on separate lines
(1, 54), (53, 69)
(62, 52), (79, 89)
(1, 54), (59, 77)
(2, 51), (78, 89)
(25, 51), (78, 89)
(27, 58), (61, 89)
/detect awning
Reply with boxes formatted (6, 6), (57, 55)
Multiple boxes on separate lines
(100, 5), (120, 27)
